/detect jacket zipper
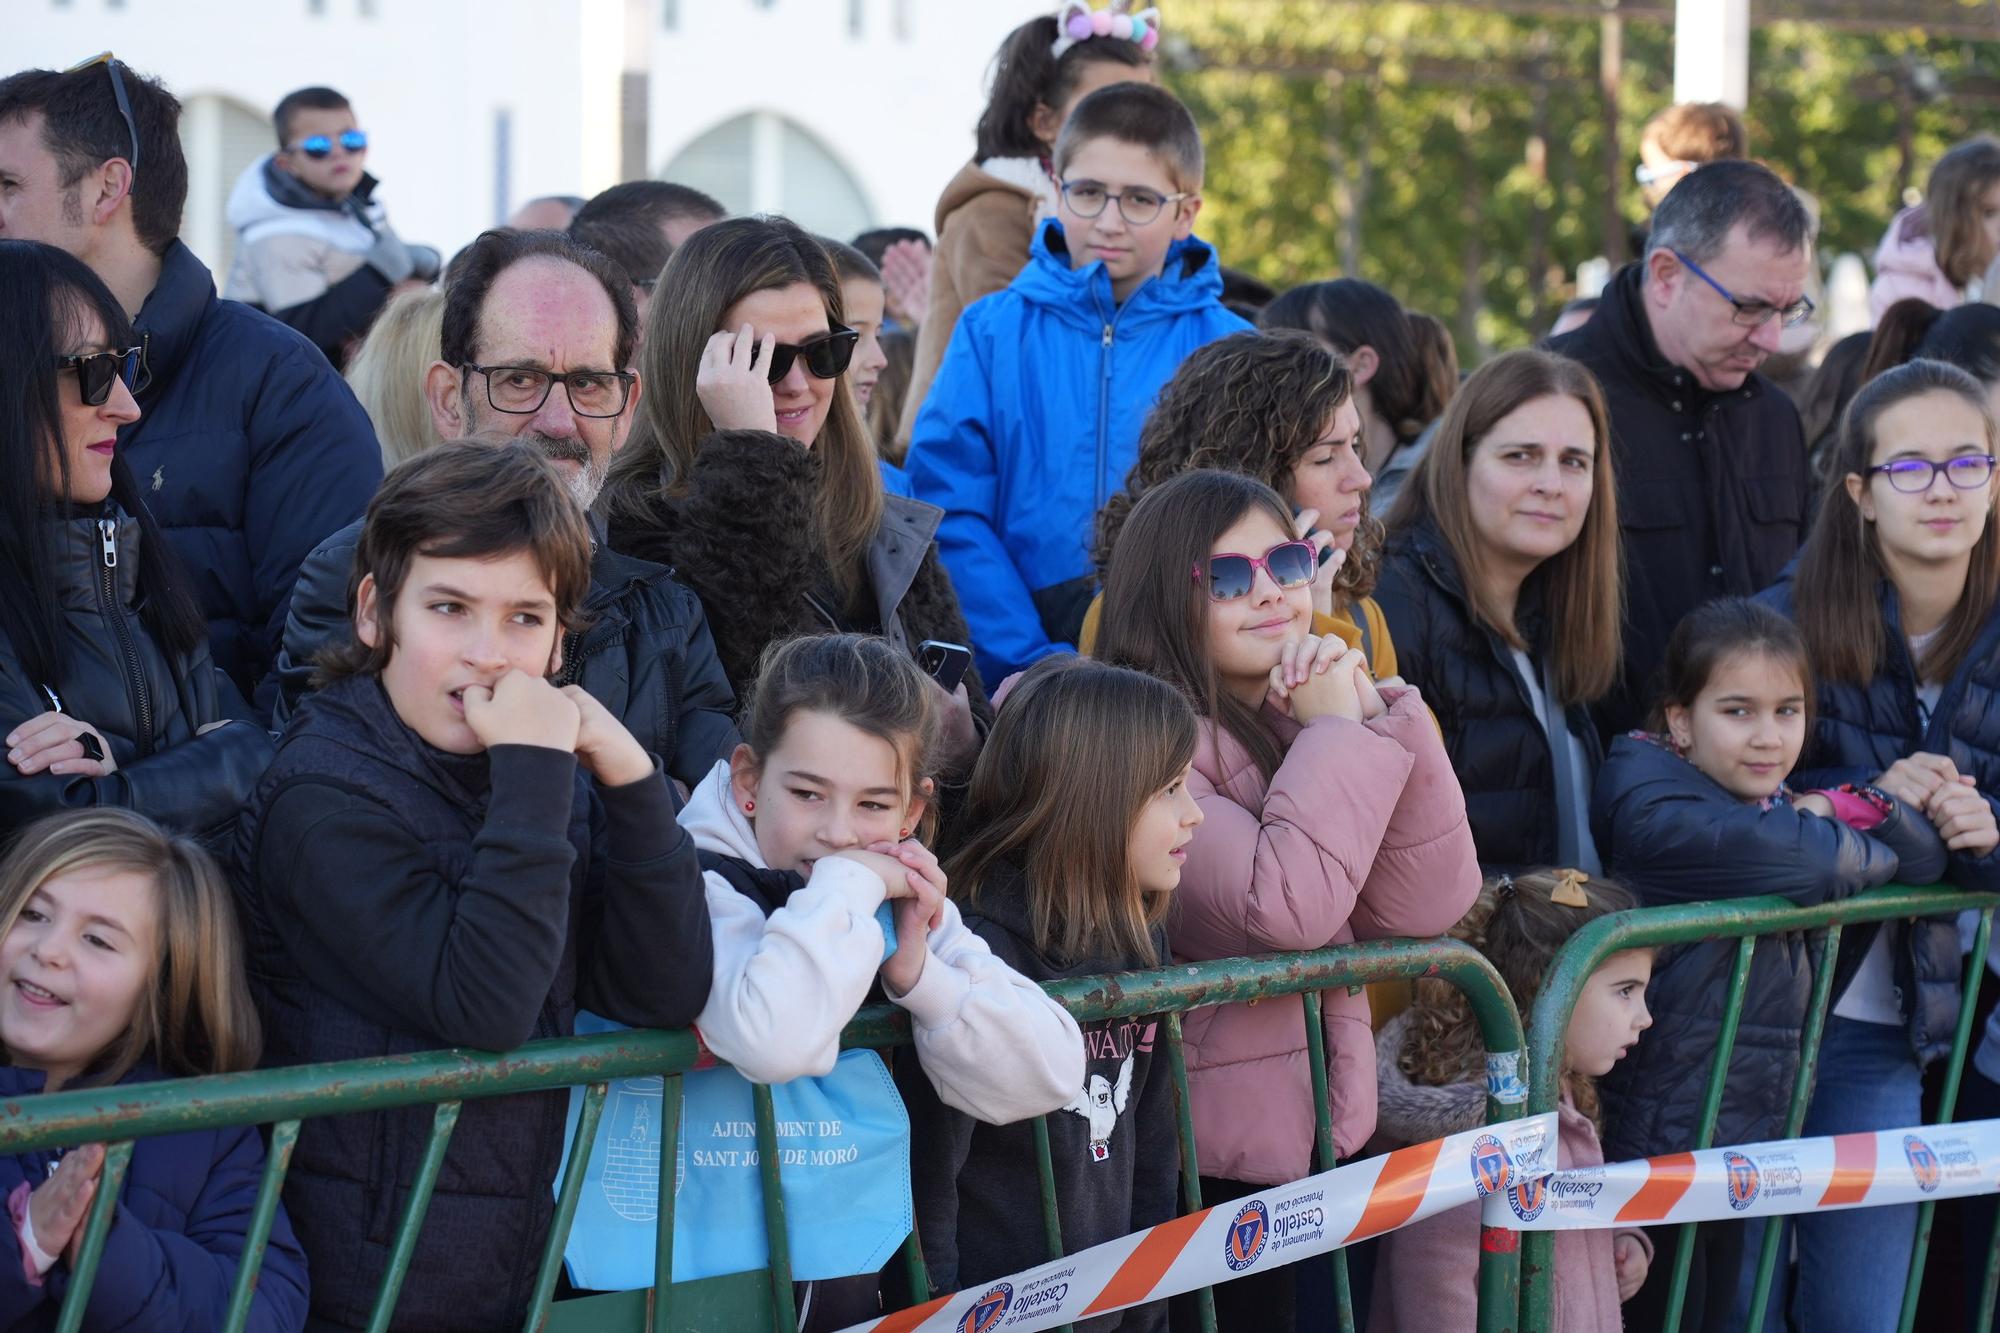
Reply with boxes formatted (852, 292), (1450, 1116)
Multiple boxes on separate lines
(1095, 313), (1118, 507)
(97, 518), (155, 758)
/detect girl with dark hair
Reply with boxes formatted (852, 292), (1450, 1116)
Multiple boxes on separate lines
(1259, 279), (1449, 492)
(1375, 349), (1624, 873)
(894, 7), (1155, 455)
(1762, 359), (2000, 1329)
(0, 240), (272, 839)
(1095, 469), (1479, 1333)
(1374, 868), (1653, 1332)
(600, 216), (987, 773)
(1087, 330), (1400, 677)
(1593, 597), (1947, 1333)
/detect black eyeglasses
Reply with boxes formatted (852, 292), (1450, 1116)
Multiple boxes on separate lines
(64, 52), (140, 176)
(1059, 180), (1190, 226)
(1192, 541), (1318, 602)
(1867, 454), (1999, 493)
(57, 348), (143, 406)
(755, 327), (859, 386)
(465, 365), (635, 418)
(1670, 249), (1815, 329)
(295, 130), (368, 159)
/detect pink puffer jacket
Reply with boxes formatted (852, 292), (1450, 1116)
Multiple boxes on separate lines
(1869, 206), (1962, 325)
(1173, 686), (1480, 1184)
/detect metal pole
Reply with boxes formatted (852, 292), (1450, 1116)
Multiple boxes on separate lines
(1673, 0), (1749, 108)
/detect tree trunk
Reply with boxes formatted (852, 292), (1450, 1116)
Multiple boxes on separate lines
(1599, 1), (1627, 267)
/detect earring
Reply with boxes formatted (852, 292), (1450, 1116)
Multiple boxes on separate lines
(743, 799), (755, 813)
(899, 827), (910, 839)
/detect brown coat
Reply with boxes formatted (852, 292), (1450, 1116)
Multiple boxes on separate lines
(896, 160), (1044, 450)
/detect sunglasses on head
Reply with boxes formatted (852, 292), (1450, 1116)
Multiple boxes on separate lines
(296, 130), (368, 159)
(57, 347), (144, 406)
(755, 326), (859, 385)
(64, 52), (140, 175)
(1192, 540), (1318, 601)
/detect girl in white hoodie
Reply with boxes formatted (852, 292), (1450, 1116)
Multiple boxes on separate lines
(681, 630), (1083, 1117)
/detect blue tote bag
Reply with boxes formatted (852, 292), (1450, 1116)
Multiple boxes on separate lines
(556, 984), (914, 1286)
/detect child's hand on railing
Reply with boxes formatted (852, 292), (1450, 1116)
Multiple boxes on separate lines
(28, 1142), (103, 1268)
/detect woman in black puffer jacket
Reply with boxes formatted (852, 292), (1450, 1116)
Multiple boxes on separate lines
(1375, 348), (1624, 872)
(0, 241), (272, 840)
(601, 217), (988, 779)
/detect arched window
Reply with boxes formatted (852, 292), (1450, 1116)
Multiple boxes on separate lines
(660, 112), (874, 239)
(178, 93), (270, 289)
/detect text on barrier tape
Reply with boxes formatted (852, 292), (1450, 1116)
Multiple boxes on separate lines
(837, 1112), (1557, 1333)
(1480, 1118), (2000, 1231)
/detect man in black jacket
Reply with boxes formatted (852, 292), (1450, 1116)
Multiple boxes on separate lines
(273, 228), (739, 787)
(1549, 160), (1815, 736)
(0, 61), (383, 718)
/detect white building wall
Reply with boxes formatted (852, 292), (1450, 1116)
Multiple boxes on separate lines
(11, 0), (1047, 281)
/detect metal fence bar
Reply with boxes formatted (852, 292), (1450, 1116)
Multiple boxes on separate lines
(222, 1117), (301, 1333)
(1301, 989), (1355, 1333)
(1743, 921), (1844, 1332)
(1519, 884), (2000, 1331)
(752, 1082), (799, 1333)
(522, 1082), (608, 1331)
(1897, 905), (1996, 1333)
(1030, 1114), (1076, 1333)
(51, 1138), (132, 1333)
(649, 1074), (683, 1333)
(364, 1100), (463, 1333)
(1164, 1010), (1217, 1333)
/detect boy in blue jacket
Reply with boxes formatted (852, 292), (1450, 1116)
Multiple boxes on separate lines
(906, 83), (1250, 683)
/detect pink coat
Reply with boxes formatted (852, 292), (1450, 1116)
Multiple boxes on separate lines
(1172, 686), (1480, 1183)
(1368, 1095), (1645, 1333)
(1869, 207), (1962, 325)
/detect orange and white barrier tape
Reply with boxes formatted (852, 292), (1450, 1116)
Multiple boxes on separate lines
(838, 1112), (1557, 1333)
(1482, 1117), (2000, 1232)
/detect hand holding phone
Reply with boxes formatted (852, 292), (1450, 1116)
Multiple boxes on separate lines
(916, 640), (971, 695)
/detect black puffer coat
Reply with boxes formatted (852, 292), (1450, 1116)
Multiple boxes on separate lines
(607, 429), (991, 716)
(1761, 575), (2000, 1063)
(1374, 520), (1603, 871)
(0, 507), (273, 838)
(270, 515), (741, 791)
(1592, 734), (1944, 1160)
(1547, 261), (1812, 737)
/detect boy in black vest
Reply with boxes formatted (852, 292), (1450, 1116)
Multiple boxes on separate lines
(234, 439), (711, 1331)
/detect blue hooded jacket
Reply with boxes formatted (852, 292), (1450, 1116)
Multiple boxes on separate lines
(905, 220), (1250, 682)
(128, 240), (382, 719)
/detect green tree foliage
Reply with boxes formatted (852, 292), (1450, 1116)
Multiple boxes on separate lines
(1165, 0), (2000, 358)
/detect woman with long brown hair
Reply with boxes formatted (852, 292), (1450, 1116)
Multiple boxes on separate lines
(1869, 135), (2000, 322)
(1761, 358), (2000, 1329)
(1375, 348), (1624, 873)
(1087, 329), (1399, 676)
(600, 216), (985, 771)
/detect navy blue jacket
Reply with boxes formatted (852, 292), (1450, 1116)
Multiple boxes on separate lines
(905, 221), (1250, 682)
(0, 1065), (308, 1332)
(127, 241), (381, 717)
(1592, 734), (1943, 1160)
(1761, 576), (2000, 1062)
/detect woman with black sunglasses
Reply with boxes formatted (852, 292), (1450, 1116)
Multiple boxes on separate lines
(601, 215), (988, 781)
(0, 241), (273, 840)
(1374, 349), (1625, 876)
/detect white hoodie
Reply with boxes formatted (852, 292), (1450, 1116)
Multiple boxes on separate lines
(679, 761), (1084, 1122)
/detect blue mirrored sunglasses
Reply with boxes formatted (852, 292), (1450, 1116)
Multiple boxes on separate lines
(296, 129), (368, 159)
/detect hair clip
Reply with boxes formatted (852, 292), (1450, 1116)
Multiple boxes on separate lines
(1493, 872), (1517, 903)
(1551, 869), (1592, 908)
(1052, 0), (1162, 58)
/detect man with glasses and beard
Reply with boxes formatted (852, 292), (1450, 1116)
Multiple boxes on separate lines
(274, 228), (740, 793)
(0, 59), (382, 720)
(1548, 159), (1816, 741)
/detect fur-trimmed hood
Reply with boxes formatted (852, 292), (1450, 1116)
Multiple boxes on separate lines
(1374, 1010), (1486, 1146)
(605, 429), (988, 712)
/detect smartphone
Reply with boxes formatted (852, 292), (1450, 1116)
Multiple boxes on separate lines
(916, 640), (972, 695)
(1292, 505), (1339, 568)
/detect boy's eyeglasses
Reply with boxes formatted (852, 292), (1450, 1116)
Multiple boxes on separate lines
(1670, 249), (1816, 329)
(1059, 181), (1189, 226)
(63, 52), (140, 175)
(57, 347), (144, 406)
(294, 130), (369, 159)
(1193, 541), (1318, 601)
(755, 327), (859, 385)
(1634, 159), (1693, 187)
(466, 365), (636, 419)
(1866, 454), (1999, 493)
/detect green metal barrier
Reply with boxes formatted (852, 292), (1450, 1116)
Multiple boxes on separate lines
(1516, 883), (2000, 1333)
(0, 938), (1525, 1333)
